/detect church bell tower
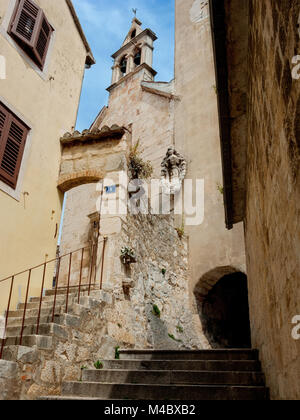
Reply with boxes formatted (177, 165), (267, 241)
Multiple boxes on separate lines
(109, 17), (157, 88)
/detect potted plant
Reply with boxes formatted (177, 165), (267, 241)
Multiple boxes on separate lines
(120, 247), (137, 265)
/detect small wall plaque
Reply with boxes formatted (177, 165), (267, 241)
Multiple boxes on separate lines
(105, 185), (117, 194)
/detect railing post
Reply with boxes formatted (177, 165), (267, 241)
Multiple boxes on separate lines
(100, 237), (107, 290)
(36, 263), (47, 335)
(93, 239), (99, 287)
(51, 257), (61, 323)
(20, 270), (32, 346)
(0, 276), (14, 360)
(65, 253), (72, 313)
(78, 248), (84, 304)
(88, 244), (95, 297)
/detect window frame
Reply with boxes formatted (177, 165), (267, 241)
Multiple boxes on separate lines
(7, 0), (54, 71)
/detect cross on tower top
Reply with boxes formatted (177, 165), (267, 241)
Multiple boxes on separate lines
(132, 8), (138, 17)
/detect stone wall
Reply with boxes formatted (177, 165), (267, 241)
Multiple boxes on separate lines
(245, 0), (300, 400)
(115, 212), (209, 349)
(0, 360), (20, 400)
(2, 291), (117, 400)
(1, 211), (209, 400)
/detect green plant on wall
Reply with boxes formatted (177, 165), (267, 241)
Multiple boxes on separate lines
(176, 325), (184, 334)
(217, 183), (224, 195)
(120, 246), (136, 265)
(94, 361), (103, 370)
(168, 333), (182, 343)
(175, 217), (185, 239)
(115, 346), (120, 360)
(152, 304), (161, 318)
(128, 140), (153, 180)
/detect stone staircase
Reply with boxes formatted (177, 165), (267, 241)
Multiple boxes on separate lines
(0, 286), (97, 354)
(40, 349), (269, 400)
(1, 286), (269, 400)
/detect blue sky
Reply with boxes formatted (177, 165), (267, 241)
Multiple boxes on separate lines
(73, 0), (175, 131)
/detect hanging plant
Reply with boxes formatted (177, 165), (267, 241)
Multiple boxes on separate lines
(120, 247), (137, 265)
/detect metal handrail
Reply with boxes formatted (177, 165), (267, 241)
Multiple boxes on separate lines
(0, 245), (94, 284)
(0, 237), (107, 359)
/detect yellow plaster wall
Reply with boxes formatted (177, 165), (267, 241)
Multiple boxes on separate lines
(0, 0), (88, 311)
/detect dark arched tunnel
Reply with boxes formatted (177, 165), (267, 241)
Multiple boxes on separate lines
(198, 272), (252, 348)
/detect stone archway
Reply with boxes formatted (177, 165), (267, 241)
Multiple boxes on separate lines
(194, 267), (251, 348)
(57, 169), (104, 193)
(56, 125), (127, 287)
(57, 124), (126, 193)
(194, 266), (239, 302)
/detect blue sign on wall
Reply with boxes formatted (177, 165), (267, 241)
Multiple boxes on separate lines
(105, 185), (117, 194)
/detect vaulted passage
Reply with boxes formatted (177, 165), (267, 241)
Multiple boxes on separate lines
(200, 273), (251, 349)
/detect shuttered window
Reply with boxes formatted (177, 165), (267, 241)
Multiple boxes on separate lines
(0, 103), (29, 189)
(9, 0), (53, 70)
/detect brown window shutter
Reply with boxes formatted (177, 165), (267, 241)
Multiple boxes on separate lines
(33, 13), (52, 68)
(0, 104), (10, 145)
(0, 104), (29, 189)
(10, 0), (42, 49)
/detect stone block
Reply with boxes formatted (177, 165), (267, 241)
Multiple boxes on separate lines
(0, 360), (18, 379)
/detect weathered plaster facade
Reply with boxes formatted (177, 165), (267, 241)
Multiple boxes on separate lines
(174, 0), (246, 299)
(0, 0), (94, 311)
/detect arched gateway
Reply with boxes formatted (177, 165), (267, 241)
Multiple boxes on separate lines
(194, 266), (251, 348)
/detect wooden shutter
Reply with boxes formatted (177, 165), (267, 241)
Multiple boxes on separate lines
(0, 105), (9, 146)
(33, 13), (52, 68)
(10, 0), (41, 48)
(0, 104), (29, 189)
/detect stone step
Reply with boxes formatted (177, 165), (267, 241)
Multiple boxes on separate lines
(5, 312), (80, 329)
(30, 288), (96, 303)
(17, 298), (76, 311)
(61, 381), (268, 400)
(7, 307), (63, 319)
(6, 313), (62, 328)
(0, 335), (52, 350)
(17, 293), (94, 311)
(44, 286), (97, 297)
(5, 323), (68, 340)
(82, 369), (265, 386)
(119, 349), (258, 361)
(99, 359), (261, 372)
